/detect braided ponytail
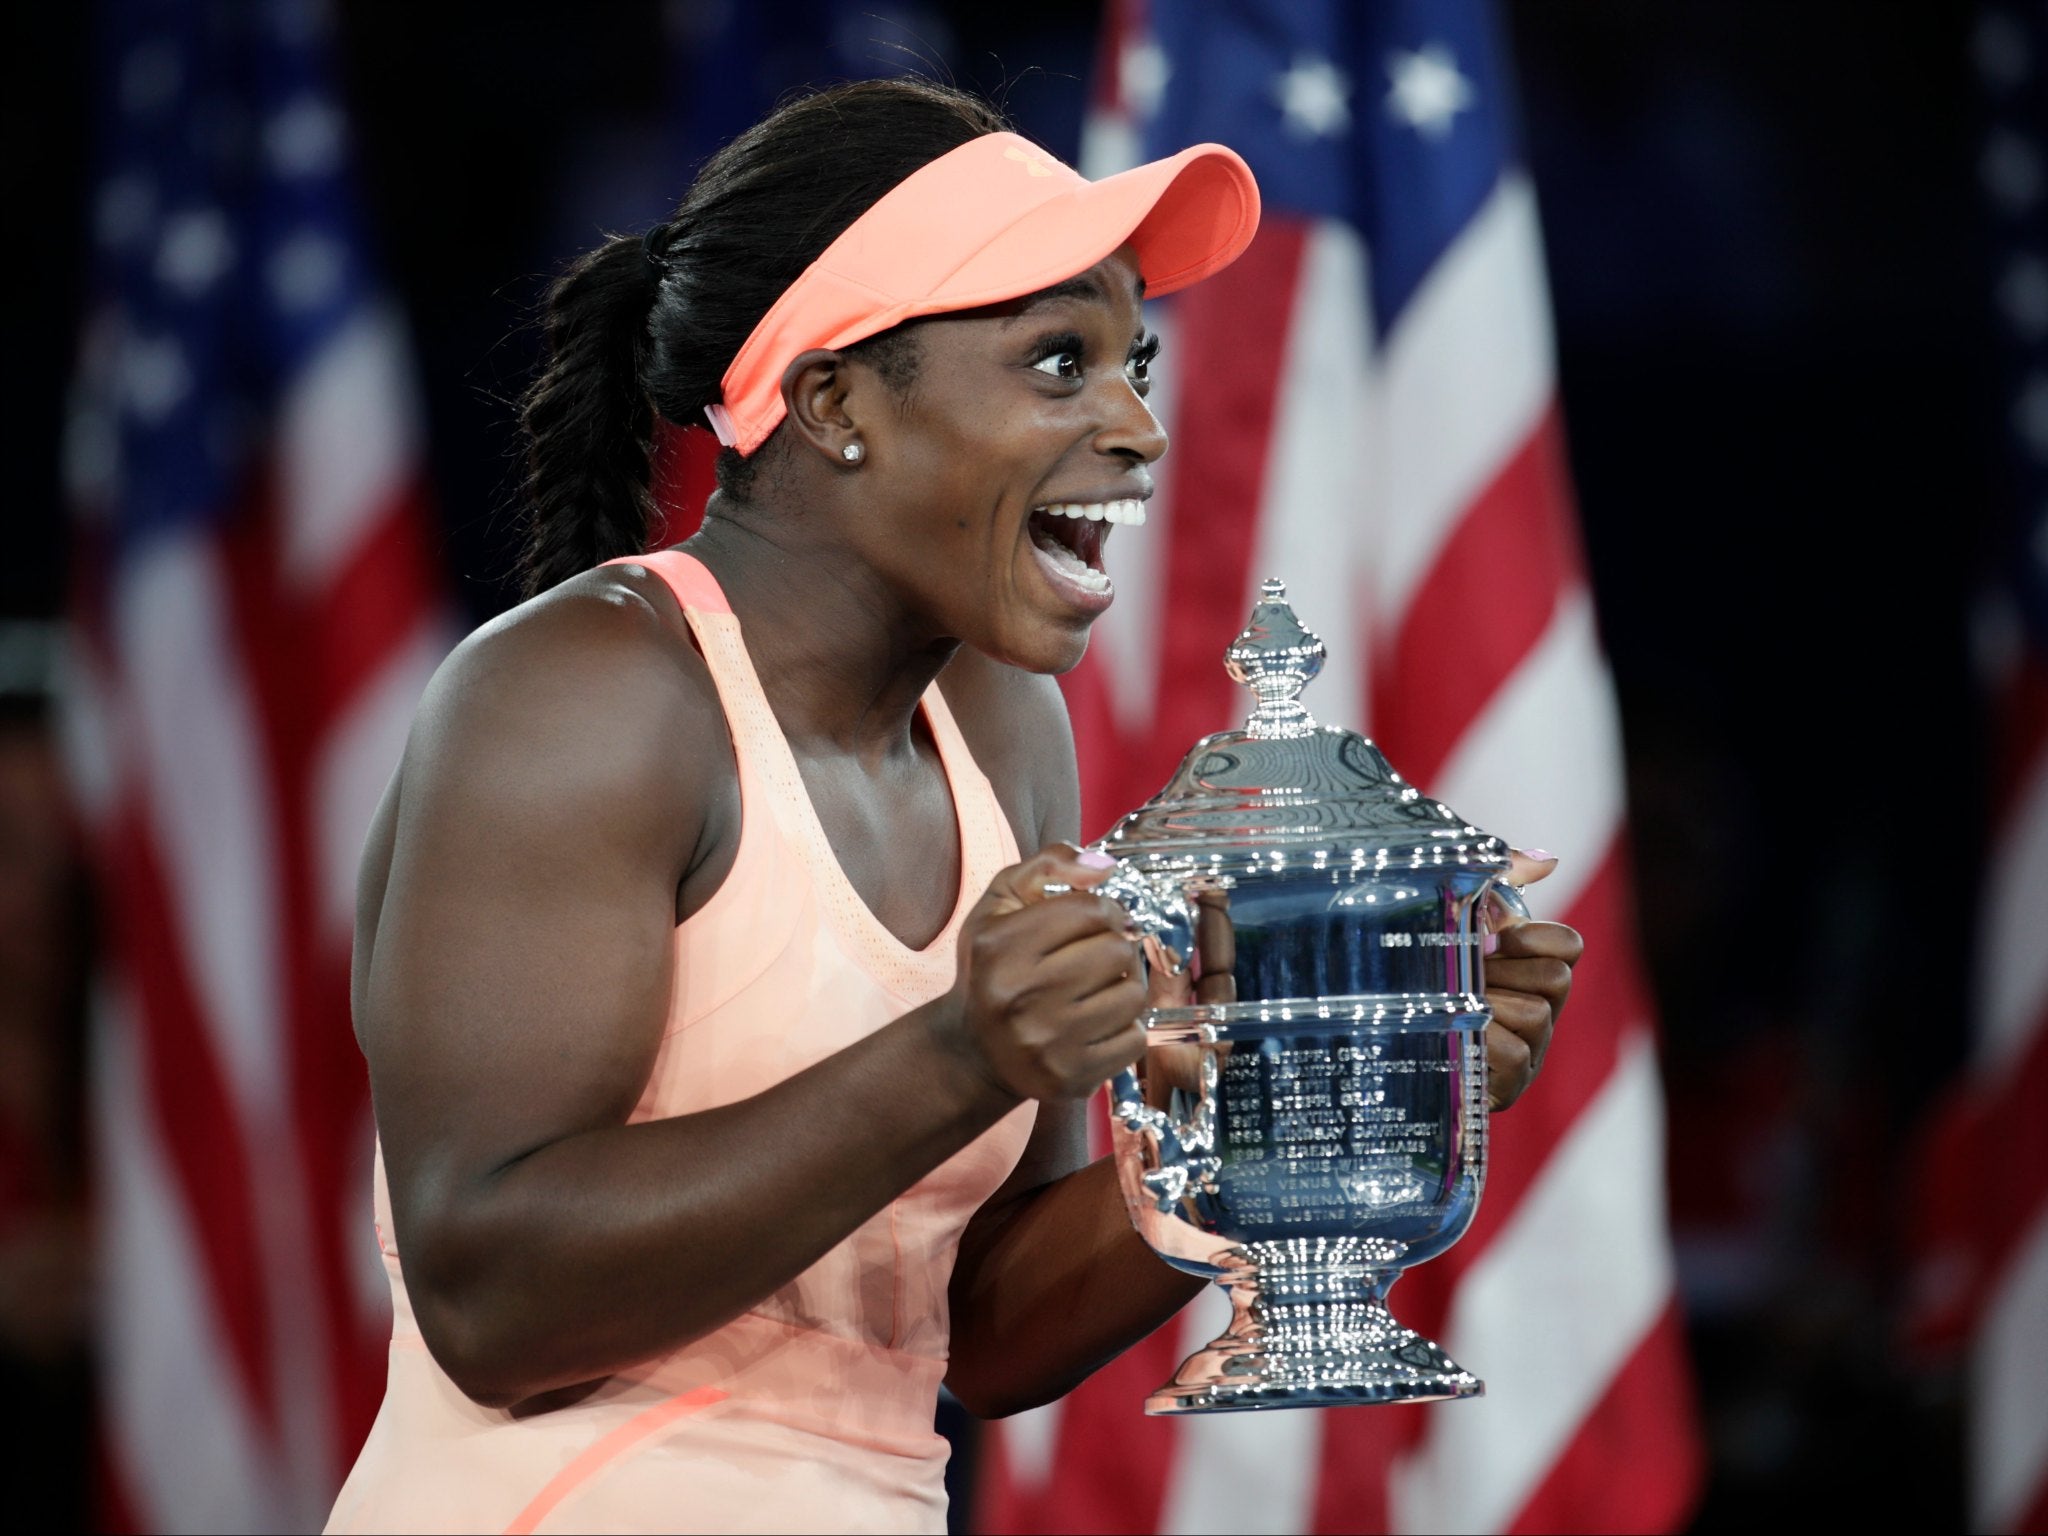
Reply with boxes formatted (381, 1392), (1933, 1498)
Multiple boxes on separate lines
(517, 233), (663, 598)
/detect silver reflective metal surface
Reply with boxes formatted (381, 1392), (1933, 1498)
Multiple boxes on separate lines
(1097, 579), (1517, 1413)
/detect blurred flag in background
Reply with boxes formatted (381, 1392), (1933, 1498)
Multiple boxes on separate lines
(976, 1), (1703, 1530)
(1969, 9), (2048, 1529)
(1909, 7), (2048, 1534)
(62, 0), (446, 1527)
(1968, 11), (2048, 1524)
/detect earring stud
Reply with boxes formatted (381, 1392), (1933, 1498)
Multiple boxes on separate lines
(841, 442), (865, 463)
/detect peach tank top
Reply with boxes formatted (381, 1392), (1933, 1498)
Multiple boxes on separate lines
(327, 551), (1034, 1535)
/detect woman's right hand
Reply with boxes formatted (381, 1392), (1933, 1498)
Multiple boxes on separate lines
(939, 845), (1149, 1102)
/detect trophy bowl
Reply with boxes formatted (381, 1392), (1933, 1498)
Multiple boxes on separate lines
(1094, 580), (1520, 1414)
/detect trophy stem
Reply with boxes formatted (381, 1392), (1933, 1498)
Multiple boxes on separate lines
(1145, 1258), (1483, 1414)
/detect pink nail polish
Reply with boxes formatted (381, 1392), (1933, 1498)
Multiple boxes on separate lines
(1519, 848), (1555, 863)
(1482, 930), (1499, 956)
(1077, 849), (1117, 869)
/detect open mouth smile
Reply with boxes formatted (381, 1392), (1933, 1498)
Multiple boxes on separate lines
(1026, 498), (1147, 609)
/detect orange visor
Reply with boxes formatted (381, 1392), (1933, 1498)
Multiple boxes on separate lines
(705, 131), (1261, 456)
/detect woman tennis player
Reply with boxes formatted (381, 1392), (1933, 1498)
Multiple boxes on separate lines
(326, 78), (1581, 1534)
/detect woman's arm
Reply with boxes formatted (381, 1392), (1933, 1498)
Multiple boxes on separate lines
(362, 580), (1137, 1410)
(946, 1104), (1203, 1417)
(937, 655), (1201, 1416)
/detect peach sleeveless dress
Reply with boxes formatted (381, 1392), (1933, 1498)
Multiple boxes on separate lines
(327, 551), (1035, 1535)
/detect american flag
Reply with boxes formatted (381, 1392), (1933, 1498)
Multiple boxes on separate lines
(976, 2), (1703, 1530)
(61, 1), (447, 1528)
(1932, 5), (2048, 1530)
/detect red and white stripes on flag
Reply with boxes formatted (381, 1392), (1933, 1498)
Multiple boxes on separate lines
(1966, 5), (2048, 1526)
(63, 6), (448, 1528)
(1905, 9), (2048, 1529)
(978, 5), (1700, 1531)
(1929, 639), (2048, 1536)
(69, 317), (444, 1533)
(1917, 644), (2048, 1536)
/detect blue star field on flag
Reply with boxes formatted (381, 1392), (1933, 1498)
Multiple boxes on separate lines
(86, 0), (374, 549)
(1139, 0), (1521, 332)
(1978, 2), (2048, 643)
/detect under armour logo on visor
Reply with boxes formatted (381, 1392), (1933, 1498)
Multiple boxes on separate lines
(1004, 145), (1060, 177)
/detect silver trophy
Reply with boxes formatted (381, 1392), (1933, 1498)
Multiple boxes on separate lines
(1095, 579), (1522, 1413)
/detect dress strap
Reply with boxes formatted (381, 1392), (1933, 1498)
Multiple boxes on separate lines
(917, 682), (1021, 875)
(607, 550), (1014, 1003)
(604, 550), (762, 813)
(612, 552), (833, 865)
(632, 549), (731, 615)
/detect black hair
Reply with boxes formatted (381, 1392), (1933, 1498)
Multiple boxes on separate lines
(517, 78), (1011, 597)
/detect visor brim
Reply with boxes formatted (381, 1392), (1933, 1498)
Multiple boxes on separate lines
(920, 143), (1262, 315)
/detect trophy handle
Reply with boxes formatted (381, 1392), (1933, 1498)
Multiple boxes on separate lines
(1110, 1063), (1223, 1214)
(1480, 873), (1533, 926)
(1046, 858), (1197, 977)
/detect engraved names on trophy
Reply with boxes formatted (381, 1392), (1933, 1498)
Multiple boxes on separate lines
(1216, 1037), (1464, 1229)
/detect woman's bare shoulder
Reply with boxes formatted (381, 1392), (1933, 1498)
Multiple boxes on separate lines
(367, 567), (737, 926)
(937, 647), (1080, 850)
(351, 564), (740, 1034)
(410, 565), (726, 790)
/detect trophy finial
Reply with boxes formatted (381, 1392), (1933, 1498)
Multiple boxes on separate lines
(1225, 577), (1325, 739)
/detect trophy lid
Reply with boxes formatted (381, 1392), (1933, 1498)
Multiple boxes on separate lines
(1099, 579), (1510, 872)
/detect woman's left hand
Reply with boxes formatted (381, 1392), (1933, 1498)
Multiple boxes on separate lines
(1482, 850), (1584, 1112)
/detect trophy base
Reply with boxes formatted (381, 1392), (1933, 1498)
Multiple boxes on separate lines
(1144, 1289), (1484, 1415)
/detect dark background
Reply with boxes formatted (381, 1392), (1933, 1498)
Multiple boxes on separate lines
(5, 2), (2007, 1528)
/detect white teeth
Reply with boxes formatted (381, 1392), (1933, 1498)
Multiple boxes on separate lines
(1033, 500), (1148, 525)
(1032, 528), (1112, 592)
